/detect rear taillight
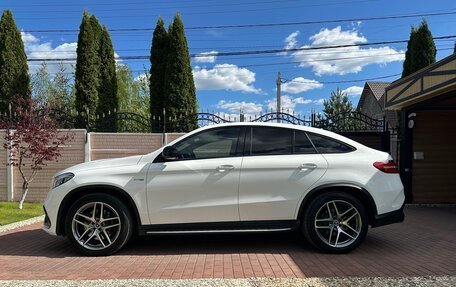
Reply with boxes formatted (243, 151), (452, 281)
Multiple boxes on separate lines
(373, 160), (399, 173)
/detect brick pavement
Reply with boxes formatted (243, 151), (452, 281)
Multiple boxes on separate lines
(0, 206), (455, 280)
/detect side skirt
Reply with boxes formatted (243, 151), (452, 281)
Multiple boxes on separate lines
(138, 220), (298, 235)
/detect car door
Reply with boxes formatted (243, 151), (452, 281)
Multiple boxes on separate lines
(146, 126), (244, 225)
(239, 126), (328, 221)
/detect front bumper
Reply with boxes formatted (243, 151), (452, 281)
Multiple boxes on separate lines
(371, 204), (405, 227)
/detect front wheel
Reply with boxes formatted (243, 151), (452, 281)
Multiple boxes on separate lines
(302, 192), (368, 253)
(65, 193), (133, 256)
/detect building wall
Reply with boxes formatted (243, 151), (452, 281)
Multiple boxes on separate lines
(358, 91), (383, 119)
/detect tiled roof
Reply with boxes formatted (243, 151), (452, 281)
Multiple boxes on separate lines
(366, 82), (391, 101)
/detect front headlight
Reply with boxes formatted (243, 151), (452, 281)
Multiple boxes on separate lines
(52, 172), (74, 189)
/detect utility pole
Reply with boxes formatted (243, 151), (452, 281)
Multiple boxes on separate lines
(276, 71), (281, 123)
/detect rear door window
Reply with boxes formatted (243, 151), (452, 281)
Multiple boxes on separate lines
(251, 126), (293, 155)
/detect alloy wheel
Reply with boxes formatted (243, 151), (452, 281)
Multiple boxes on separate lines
(71, 202), (122, 251)
(314, 200), (362, 248)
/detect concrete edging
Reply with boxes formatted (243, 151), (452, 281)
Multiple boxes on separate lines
(0, 276), (454, 287)
(0, 215), (44, 234)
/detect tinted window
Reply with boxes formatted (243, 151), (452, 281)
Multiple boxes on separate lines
(307, 133), (354, 153)
(174, 127), (241, 160)
(294, 131), (316, 154)
(251, 127), (292, 155)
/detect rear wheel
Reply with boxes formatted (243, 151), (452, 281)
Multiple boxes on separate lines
(302, 192), (368, 253)
(65, 193), (133, 256)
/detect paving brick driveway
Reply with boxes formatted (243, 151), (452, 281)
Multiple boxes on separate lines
(0, 206), (455, 280)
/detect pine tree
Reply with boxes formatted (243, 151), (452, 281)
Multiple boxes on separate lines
(149, 17), (168, 132)
(75, 11), (100, 127)
(96, 26), (118, 131)
(0, 10), (30, 114)
(163, 14), (198, 132)
(402, 20), (436, 78)
(320, 88), (359, 131)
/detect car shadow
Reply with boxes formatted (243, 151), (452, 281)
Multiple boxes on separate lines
(0, 228), (316, 258)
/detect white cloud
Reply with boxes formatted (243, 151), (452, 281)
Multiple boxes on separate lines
(281, 77), (323, 94)
(342, 85), (364, 97)
(22, 31), (77, 74)
(266, 95), (318, 112)
(293, 97), (313, 104)
(193, 64), (262, 94)
(313, 98), (325, 105)
(22, 31), (122, 74)
(217, 100), (263, 114)
(194, 50), (218, 63)
(284, 31), (300, 50)
(289, 26), (404, 76)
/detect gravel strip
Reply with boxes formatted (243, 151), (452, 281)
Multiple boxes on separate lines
(0, 215), (44, 234)
(0, 276), (454, 287)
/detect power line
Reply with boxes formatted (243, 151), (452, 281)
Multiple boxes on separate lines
(282, 73), (401, 84)
(8, 0), (368, 13)
(22, 9), (456, 33)
(25, 35), (456, 62)
(11, 1), (382, 21)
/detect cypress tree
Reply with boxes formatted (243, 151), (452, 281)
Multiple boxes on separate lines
(402, 20), (436, 78)
(75, 11), (100, 127)
(96, 25), (118, 132)
(0, 10), (30, 114)
(401, 27), (416, 78)
(149, 17), (168, 132)
(163, 14), (198, 132)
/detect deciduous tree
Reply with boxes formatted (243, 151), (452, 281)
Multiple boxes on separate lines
(1, 99), (73, 209)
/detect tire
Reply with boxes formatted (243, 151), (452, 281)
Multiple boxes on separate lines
(302, 192), (368, 253)
(65, 193), (133, 256)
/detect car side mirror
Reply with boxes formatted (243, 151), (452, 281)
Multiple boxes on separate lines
(162, 146), (179, 161)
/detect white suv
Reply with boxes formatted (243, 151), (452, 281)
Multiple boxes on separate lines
(43, 123), (405, 256)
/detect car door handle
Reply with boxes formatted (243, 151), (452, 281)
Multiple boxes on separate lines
(216, 165), (235, 172)
(299, 163), (317, 171)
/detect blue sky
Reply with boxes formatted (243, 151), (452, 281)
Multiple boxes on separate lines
(2, 0), (456, 118)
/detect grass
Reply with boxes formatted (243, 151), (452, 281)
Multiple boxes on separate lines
(0, 202), (44, 226)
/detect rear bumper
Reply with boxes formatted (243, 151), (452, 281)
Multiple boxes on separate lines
(371, 205), (405, 227)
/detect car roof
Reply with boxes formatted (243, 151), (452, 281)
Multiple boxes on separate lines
(171, 122), (368, 150)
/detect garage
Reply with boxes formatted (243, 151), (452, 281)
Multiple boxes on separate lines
(385, 53), (456, 203)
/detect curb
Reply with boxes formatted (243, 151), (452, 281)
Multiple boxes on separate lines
(0, 215), (44, 234)
(0, 276), (454, 287)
